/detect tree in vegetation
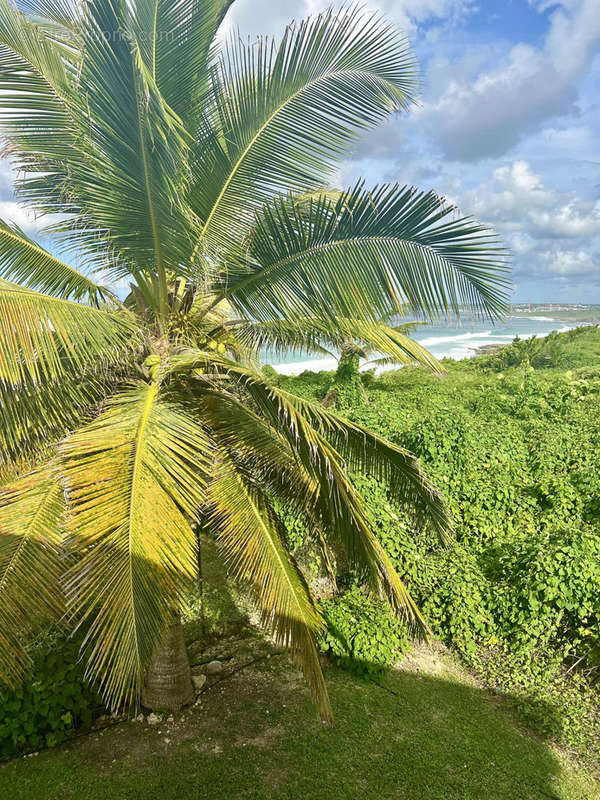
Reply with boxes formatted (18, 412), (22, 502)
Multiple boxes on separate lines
(0, 0), (509, 719)
(316, 322), (438, 409)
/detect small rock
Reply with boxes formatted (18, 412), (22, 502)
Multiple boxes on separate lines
(136, 714), (145, 722)
(166, 715), (174, 723)
(192, 674), (207, 690)
(164, 738), (171, 745)
(206, 660), (223, 675)
(147, 712), (162, 725)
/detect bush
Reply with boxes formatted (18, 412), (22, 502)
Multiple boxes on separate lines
(0, 632), (99, 760)
(491, 526), (600, 671)
(319, 586), (411, 677)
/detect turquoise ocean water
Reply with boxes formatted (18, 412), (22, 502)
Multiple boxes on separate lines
(269, 315), (575, 375)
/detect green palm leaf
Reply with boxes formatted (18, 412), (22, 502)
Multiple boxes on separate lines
(171, 351), (450, 538)
(169, 351), (442, 626)
(193, 386), (318, 511)
(231, 317), (443, 373)
(61, 382), (212, 708)
(191, 6), (417, 258)
(0, 466), (64, 685)
(0, 279), (136, 386)
(0, 367), (123, 468)
(207, 450), (331, 721)
(213, 184), (509, 322)
(0, 219), (113, 305)
(278, 387), (450, 539)
(0, 0), (80, 212)
(57, 0), (196, 310)
(20, 0), (82, 33)
(133, 0), (234, 129)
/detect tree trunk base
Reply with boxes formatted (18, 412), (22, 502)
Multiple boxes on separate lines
(142, 622), (195, 712)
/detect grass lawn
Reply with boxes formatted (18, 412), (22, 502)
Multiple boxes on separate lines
(1, 636), (597, 800)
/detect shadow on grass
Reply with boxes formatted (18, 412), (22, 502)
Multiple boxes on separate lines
(1, 649), (595, 800)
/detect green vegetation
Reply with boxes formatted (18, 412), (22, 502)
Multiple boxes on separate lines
(278, 325), (600, 765)
(1, 643), (597, 800)
(480, 325), (600, 369)
(0, 633), (98, 759)
(2, 327), (600, 796)
(319, 585), (412, 676)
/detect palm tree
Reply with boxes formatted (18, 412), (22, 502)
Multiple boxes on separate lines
(0, 0), (509, 720)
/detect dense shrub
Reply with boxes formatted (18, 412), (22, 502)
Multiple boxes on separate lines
(0, 632), (99, 759)
(319, 586), (411, 677)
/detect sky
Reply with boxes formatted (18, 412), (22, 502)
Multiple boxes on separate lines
(3, 0), (600, 303)
(222, 0), (600, 304)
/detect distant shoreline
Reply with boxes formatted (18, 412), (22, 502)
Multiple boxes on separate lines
(271, 316), (587, 375)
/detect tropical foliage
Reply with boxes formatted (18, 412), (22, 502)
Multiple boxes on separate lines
(0, 0), (508, 718)
(281, 325), (600, 757)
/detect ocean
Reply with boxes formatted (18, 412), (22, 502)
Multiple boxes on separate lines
(270, 316), (574, 375)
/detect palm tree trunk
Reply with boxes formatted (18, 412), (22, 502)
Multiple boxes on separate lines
(142, 619), (195, 711)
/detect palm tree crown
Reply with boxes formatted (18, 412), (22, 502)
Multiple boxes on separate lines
(0, 0), (509, 720)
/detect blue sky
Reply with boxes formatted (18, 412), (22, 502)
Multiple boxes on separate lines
(3, 0), (599, 303)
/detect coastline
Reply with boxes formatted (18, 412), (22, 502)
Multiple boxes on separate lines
(271, 318), (578, 376)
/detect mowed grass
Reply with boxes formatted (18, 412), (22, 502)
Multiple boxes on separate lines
(1, 639), (597, 800)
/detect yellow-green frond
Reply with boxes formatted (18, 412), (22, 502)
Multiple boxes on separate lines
(0, 465), (64, 686)
(0, 219), (113, 306)
(0, 280), (136, 386)
(207, 451), (331, 721)
(61, 383), (212, 709)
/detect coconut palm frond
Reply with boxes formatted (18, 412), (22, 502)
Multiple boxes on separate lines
(0, 219), (114, 306)
(191, 6), (417, 258)
(0, 367), (123, 467)
(170, 350), (450, 537)
(133, 0), (234, 129)
(207, 449), (331, 721)
(59, 0), (197, 302)
(267, 385), (450, 540)
(61, 382), (212, 709)
(0, 465), (65, 685)
(168, 352), (438, 627)
(192, 386), (318, 509)
(20, 0), (83, 36)
(0, 279), (137, 386)
(213, 184), (509, 323)
(0, 0), (81, 211)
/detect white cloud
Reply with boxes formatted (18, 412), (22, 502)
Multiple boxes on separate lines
(463, 160), (600, 240)
(464, 161), (554, 219)
(419, 0), (600, 160)
(543, 247), (599, 276)
(456, 158), (600, 293)
(223, 0), (475, 40)
(0, 201), (40, 234)
(530, 200), (600, 238)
